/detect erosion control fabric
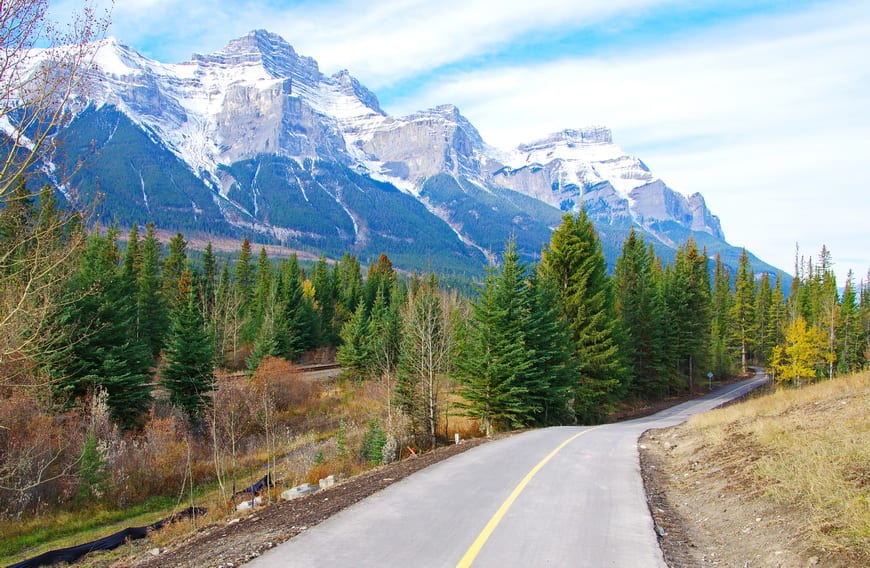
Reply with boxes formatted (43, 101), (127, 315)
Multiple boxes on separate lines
(8, 507), (206, 568)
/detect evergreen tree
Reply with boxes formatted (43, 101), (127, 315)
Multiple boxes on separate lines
(48, 230), (153, 429)
(709, 254), (733, 378)
(245, 247), (273, 342)
(524, 268), (576, 424)
(454, 239), (535, 435)
(311, 256), (336, 346)
(768, 272), (788, 354)
(663, 238), (711, 391)
(614, 229), (667, 397)
(275, 254), (314, 360)
(162, 268), (215, 422)
(200, 242), (218, 322)
(162, 232), (188, 306)
(754, 273), (774, 366)
(540, 211), (626, 422)
(334, 252), (363, 323)
(836, 272), (865, 374)
(122, 223), (142, 280)
(337, 302), (372, 381)
(139, 223), (167, 360)
(234, 237), (254, 313)
(363, 253), (396, 310)
(368, 283), (403, 380)
(814, 247), (839, 379)
(729, 249), (757, 373)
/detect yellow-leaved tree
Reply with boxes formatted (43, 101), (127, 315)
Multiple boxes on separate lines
(769, 316), (829, 386)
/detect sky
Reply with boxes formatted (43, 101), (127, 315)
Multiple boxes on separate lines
(51, 0), (870, 283)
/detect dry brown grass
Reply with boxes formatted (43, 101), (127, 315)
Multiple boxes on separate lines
(685, 371), (870, 558)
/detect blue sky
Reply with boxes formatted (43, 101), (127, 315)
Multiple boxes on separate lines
(53, 0), (870, 283)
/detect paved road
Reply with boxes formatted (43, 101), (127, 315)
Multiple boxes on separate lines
(248, 372), (769, 567)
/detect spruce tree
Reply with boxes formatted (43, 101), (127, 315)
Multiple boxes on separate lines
(48, 230), (153, 429)
(337, 302), (372, 381)
(836, 272), (865, 374)
(524, 267), (576, 424)
(729, 249), (757, 374)
(454, 239), (534, 434)
(162, 232), (188, 306)
(275, 254), (314, 360)
(234, 237), (254, 313)
(709, 254), (733, 378)
(200, 242), (218, 322)
(363, 253), (396, 310)
(754, 273), (774, 366)
(245, 247), (273, 342)
(540, 211), (627, 422)
(139, 223), (167, 359)
(614, 229), (667, 398)
(368, 284), (403, 380)
(663, 238), (711, 390)
(311, 256), (336, 346)
(162, 268), (215, 422)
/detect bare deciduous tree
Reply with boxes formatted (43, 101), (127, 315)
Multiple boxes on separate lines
(0, 0), (110, 198)
(0, 1), (110, 382)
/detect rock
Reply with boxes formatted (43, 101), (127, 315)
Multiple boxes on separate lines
(809, 556), (820, 565)
(319, 475), (335, 489)
(235, 496), (263, 511)
(382, 434), (398, 464)
(149, 548), (161, 556)
(281, 483), (318, 501)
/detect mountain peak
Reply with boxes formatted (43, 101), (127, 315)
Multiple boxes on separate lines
(332, 69), (384, 115)
(191, 30), (321, 82)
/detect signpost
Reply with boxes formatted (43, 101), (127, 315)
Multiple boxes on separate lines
(707, 371), (714, 390)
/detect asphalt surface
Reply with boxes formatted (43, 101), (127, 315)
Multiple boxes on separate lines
(247, 372), (769, 567)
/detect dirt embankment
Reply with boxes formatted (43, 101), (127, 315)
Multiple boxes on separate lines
(640, 373), (869, 568)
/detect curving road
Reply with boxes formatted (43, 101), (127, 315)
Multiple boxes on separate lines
(248, 372), (768, 567)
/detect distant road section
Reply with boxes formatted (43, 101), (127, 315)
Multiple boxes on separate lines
(248, 373), (769, 567)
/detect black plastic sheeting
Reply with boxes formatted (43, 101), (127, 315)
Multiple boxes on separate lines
(233, 473), (273, 499)
(7, 506), (206, 568)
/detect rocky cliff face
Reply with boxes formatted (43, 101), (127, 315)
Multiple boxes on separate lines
(19, 30), (763, 273)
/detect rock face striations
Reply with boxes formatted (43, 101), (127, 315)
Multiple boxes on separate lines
(21, 30), (774, 274)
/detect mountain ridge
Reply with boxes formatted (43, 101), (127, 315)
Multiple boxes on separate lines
(24, 30), (777, 275)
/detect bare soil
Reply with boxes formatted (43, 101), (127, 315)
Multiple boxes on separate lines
(640, 420), (864, 568)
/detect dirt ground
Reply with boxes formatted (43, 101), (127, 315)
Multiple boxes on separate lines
(639, 423), (862, 568)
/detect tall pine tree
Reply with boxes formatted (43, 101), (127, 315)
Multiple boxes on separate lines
(454, 239), (535, 435)
(162, 268), (215, 423)
(540, 211), (627, 422)
(48, 230), (153, 429)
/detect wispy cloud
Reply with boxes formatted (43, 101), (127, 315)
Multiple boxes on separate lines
(382, 0), (870, 279)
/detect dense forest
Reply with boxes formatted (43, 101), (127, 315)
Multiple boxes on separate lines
(1, 174), (868, 524)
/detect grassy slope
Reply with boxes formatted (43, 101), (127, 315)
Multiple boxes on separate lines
(646, 371), (869, 566)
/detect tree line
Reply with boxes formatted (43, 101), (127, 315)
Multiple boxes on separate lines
(2, 180), (869, 516)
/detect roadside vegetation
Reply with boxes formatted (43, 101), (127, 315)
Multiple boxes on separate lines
(646, 370), (869, 566)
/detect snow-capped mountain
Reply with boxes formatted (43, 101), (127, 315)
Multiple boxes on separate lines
(22, 30), (773, 274)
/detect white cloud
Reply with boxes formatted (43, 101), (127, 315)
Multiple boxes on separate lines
(386, 1), (870, 281)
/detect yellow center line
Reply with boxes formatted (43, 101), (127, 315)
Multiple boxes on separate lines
(456, 427), (597, 568)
